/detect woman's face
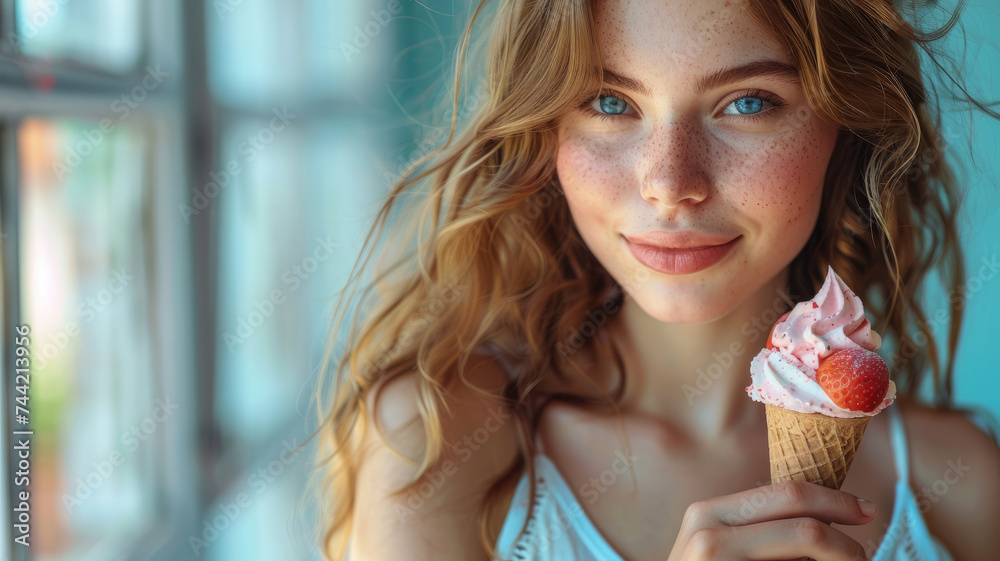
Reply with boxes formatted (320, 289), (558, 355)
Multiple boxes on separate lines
(556, 0), (840, 323)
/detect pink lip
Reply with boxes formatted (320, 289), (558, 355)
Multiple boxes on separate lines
(623, 232), (741, 275)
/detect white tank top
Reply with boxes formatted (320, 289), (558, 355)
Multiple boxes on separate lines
(492, 401), (958, 561)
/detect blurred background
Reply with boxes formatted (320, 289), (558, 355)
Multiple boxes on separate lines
(0, 1), (996, 560)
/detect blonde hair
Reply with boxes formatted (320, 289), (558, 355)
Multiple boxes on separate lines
(301, 0), (997, 558)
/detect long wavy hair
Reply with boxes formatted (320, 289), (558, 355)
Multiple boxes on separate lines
(302, 0), (998, 558)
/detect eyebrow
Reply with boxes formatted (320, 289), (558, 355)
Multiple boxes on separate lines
(600, 60), (801, 97)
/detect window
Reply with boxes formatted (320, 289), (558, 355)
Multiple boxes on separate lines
(13, 0), (143, 73)
(0, 1), (487, 560)
(0, 3), (191, 560)
(17, 117), (159, 556)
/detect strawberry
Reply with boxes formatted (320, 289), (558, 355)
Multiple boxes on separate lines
(765, 311), (791, 350)
(815, 348), (890, 412)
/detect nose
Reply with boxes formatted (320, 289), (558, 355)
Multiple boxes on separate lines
(639, 123), (711, 209)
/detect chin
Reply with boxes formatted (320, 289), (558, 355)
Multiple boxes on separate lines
(635, 295), (734, 324)
(620, 272), (744, 324)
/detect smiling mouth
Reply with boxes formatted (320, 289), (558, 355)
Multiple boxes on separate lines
(624, 235), (741, 275)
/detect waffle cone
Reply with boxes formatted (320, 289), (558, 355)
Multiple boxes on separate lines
(764, 403), (871, 490)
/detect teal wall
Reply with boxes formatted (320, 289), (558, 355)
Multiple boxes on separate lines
(935, 0), (1000, 429)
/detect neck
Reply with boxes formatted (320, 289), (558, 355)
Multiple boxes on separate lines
(607, 270), (794, 442)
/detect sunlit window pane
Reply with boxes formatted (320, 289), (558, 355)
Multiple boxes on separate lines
(212, 115), (312, 466)
(206, 2), (303, 108)
(210, 112), (382, 449)
(206, 0), (375, 108)
(19, 118), (159, 558)
(203, 113), (381, 560)
(13, 0), (142, 73)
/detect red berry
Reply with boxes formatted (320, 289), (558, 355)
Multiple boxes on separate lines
(816, 348), (890, 412)
(766, 311), (791, 350)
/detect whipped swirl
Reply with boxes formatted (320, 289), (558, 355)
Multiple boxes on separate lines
(770, 265), (879, 369)
(746, 266), (896, 418)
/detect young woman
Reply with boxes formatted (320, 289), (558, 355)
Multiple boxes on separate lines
(306, 0), (1000, 559)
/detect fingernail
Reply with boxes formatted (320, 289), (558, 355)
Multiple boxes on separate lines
(857, 498), (878, 517)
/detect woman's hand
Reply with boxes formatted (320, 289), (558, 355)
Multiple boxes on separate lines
(666, 480), (876, 561)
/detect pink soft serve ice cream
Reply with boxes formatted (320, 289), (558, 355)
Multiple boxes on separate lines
(746, 266), (896, 418)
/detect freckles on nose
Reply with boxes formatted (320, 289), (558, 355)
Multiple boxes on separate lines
(646, 122), (710, 162)
(639, 123), (717, 194)
(638, 125), (702, 197)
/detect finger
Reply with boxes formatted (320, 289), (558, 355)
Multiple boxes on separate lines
(699, 480), (877, 527)
(728, 517), (869, 561)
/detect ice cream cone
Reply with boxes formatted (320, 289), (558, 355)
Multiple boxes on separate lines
(764, 403), (870, 490)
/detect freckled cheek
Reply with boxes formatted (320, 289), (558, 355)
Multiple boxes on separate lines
(739, 136), (829, 222)
(556, 139), (631, 215)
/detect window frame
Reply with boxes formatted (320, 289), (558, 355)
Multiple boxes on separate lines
(0, 2), (204, 560)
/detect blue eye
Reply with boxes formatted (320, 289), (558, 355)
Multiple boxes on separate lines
(598, 95), (630, 115)
(730, 97), (764, 115)
(579, 88), (786, 123)
(722, 91), (786, 118)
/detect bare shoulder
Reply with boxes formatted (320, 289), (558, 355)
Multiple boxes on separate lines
(898, 399), (1000, 559)
(349, 352), (521, 561)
